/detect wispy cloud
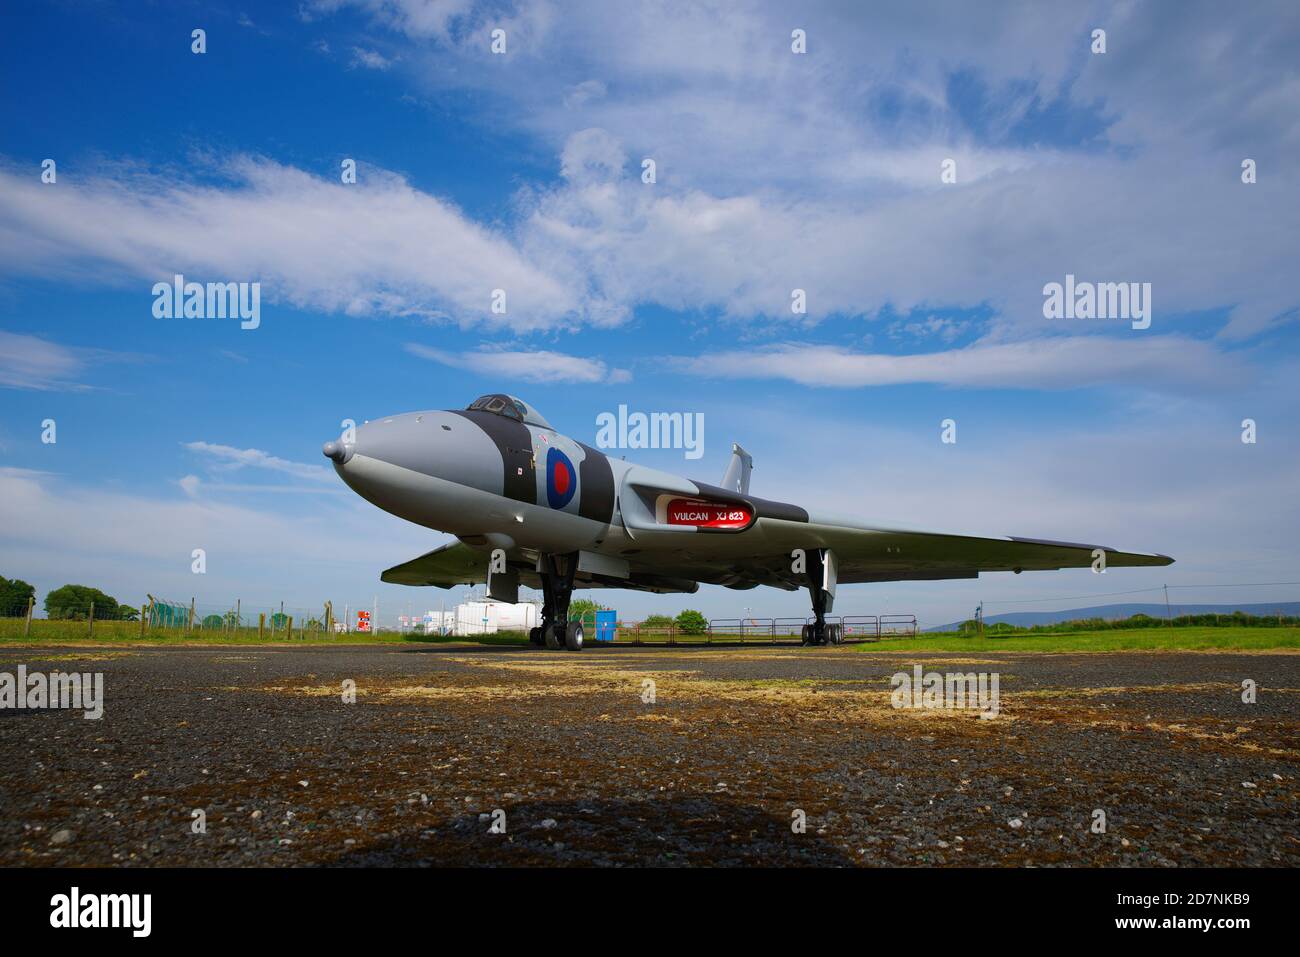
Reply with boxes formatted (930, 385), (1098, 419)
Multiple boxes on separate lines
(350, 46), (395, 70)
(0, 331), (139, 391)
(405, 343), (631, 384)
(183, 441), (334, 482)
(0, 156), (590, 331)
(668, 336), (1252, 393)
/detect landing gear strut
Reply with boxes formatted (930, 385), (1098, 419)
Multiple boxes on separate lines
(535, 552), (584, 651)
(800, 548), (840, 647)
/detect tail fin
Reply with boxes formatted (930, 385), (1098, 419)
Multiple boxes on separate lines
(720, 443), (753, 495)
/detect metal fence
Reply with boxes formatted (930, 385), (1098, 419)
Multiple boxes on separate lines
(0, 593), (346, 640)
(609, 614), (918, 645)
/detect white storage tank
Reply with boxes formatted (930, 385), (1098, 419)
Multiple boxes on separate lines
(452, 600), (541, 635)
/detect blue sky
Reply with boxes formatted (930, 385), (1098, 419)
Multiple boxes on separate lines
(2, 1), (1298, 626)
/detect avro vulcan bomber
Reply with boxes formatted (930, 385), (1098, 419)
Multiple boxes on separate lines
(325, 394), (1172, 650)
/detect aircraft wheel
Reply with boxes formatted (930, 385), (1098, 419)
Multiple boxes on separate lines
(544, 623), (563, 649)
(827, 624), (842, 645)
(800, 624), (811, 646)
(564, 620), (584, 651)
(529, 626), (544, 646)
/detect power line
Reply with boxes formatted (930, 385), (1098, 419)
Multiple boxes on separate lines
(1166, 581), (1300, 589)
(984, 581), (1300, 607)
(988, 586), (1164, 606)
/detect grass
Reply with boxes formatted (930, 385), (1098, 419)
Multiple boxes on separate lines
(0, 617), (529, 647)
(5, 617), (1296, 653)
(853, 626), (1300, 653)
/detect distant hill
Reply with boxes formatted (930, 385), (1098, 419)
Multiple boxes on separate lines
(926, 601), (1300, 632)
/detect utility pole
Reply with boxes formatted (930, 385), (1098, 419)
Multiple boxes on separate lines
(1163, 584), (1172, 626)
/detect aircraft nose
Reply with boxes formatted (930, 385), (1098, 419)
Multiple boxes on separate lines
(322, 440), (350, 464)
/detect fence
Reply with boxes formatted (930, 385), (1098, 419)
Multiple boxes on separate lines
(0, 593), (348, 641)
(608, 614), (918, 645)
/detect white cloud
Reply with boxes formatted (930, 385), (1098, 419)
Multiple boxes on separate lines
(302, 1), (1300, 341)
(0, 331), (87, 390)
(515, 137), (1300, 339)
(0, 466), (436, 609)
(0, 156), (593, 331)
(0, 330), (139, 391)
(311, 0), (476, 40)
(667, 336), (1252, 393)
(4, 3), (1298, 355)
(183, 441), (334, 482)
(405, 343), (630, 384)
(350, 46), (395, 70)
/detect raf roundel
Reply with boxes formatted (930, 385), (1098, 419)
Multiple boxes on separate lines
(546, 447), (577, 509)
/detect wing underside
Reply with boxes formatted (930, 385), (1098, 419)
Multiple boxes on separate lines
(381, 521), (1171, 595)
(381, 542), (700, 594)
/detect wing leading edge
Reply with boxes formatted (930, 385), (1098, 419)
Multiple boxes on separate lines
(381, 542), (698, 595)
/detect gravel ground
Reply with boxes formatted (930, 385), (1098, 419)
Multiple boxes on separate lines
(1, 643), (1295, 866)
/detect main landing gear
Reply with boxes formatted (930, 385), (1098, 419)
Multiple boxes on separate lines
(799, 547), (841, 647)
(527, 552), (584, 651)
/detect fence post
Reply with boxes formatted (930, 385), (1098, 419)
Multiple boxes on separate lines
(189, 597), (196, 632)
(236, 599), (241, 635)
(140, 605), (146, 638)
(88, 601), (94, 639)
(287, 615), (294, 640)
(24, 596), (34, 638)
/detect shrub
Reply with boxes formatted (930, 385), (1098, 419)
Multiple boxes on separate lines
(675, 609), (708, 635)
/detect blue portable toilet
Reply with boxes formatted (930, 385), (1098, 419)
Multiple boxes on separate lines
(595, 610), (617, 643)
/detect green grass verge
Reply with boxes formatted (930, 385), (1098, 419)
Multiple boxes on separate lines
(851, 626), (1300, 653)
(0, 618), (529, 647)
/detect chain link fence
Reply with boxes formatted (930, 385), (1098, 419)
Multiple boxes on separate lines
(0, 593), (346, 641)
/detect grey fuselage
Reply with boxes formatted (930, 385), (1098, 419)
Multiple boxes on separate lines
(327, 407), (829, 569)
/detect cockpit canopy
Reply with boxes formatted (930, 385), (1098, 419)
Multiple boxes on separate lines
(465, 393), (553, 430)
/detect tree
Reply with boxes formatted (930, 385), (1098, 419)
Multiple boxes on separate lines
(569, 598), (607, 622)
(0, 576), (36, 617)
(44, 584), (121, 621)
(642, 614), (674, 629)
(675, 609), (708, 635)
(202, 614), (224, 629)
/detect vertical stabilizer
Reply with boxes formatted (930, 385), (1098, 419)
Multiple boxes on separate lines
(720, 443), (753, 495)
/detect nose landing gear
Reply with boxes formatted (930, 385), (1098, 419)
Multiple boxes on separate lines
(536, 552), (584, 651)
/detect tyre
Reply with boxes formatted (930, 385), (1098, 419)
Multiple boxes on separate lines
(800, 623), (811, 645)
(529, 626), (544, 646)
(544, 623), (563, 649)
(564, 620), (584, 651)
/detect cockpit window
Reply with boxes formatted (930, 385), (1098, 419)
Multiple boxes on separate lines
(467, 394), (523, 422)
